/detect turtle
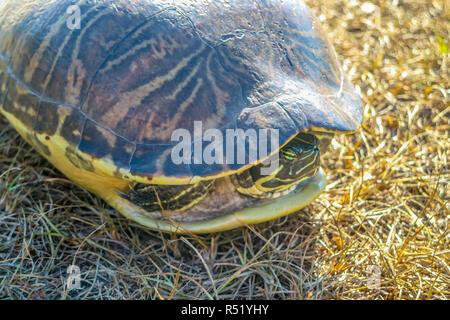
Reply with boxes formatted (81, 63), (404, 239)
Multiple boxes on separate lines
(0, 0), (362, 233)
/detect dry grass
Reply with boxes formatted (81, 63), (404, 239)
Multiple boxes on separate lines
(0, 0), (448, 300)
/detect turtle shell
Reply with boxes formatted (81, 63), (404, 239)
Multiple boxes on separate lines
(0, 0), (362, 183)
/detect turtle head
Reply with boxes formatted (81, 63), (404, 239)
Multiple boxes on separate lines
(233, 132), (332, 198)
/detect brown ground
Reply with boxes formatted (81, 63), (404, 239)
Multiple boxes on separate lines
(0, 0), (448, 299)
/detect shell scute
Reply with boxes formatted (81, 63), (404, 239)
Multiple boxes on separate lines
(34, 101), (60, 136)
(59, 108), (85, 146)
(236, 101), (299, 147)
(3, 74), (39, 129)
(78, 119), (135, 172)
(130, 144), (191, 180)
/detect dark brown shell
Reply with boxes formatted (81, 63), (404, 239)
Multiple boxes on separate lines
(0, 0), (362, 179)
